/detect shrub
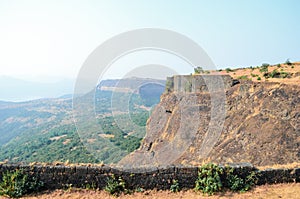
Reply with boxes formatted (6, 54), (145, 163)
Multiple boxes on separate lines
(170, 179), (180, 193)
(263, 72), (269, 78)
(195, 163), (223, 195)
(194, 66), (204, 74)
(280, 71), (290, 78)
(257, 77), (261, 80)
(277, 64), (281, 68)
(224, 168), (258, 192)
(195, 163), (258, 195)
(269, 69), (280, 78)
(262, 63), (270, 67)
(0, 169), (43, 198)
(135, 187), (144, 193)
(225, 68), (233, 73)
(104, 175), (128, 196)
(259, 64), (269, 73)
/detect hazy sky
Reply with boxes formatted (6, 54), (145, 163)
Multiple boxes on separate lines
(0, 0), (299, 81)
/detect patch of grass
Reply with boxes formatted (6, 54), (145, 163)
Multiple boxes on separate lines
(280, 71), (290, 78)
(237, 75), (249, 80)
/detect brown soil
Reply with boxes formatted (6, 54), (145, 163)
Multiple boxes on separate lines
(1, 183), (298, 199)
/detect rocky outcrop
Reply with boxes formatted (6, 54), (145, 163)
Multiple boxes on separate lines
(120, 75), (300, 167)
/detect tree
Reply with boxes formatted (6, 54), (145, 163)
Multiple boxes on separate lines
(260, 64), (269, 73)
(194, 66), (204, 74)
(285, 59), (292, 65)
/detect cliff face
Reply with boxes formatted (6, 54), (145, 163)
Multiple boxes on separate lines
(119, 75), (300, 167)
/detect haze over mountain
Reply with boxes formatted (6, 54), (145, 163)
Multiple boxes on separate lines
(0, 76), (74, 102)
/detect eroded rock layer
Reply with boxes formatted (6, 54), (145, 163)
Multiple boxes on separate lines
(120, 75), (300, 167)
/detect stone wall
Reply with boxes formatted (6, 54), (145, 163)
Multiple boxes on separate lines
(165, 75), (238, 93)
(0, 164), (299, 190)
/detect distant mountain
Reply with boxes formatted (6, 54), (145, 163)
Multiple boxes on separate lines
(0, 76), (74, 102)
(0, 77), (166, 164)
(0, 100), (13, 107)
(98, 78), (165, 92)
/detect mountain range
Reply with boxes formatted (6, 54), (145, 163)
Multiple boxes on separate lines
(0, 76), (74, 102)
(0, 77), (165, 164)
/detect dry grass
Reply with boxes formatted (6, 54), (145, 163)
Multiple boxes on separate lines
(257, 162), (300, 170)
(214, 62), (300, 85)
(9, 183), (300, 199)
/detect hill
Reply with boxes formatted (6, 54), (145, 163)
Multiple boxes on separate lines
(120, 62), (300, 167)
(219, 62), (300, 85)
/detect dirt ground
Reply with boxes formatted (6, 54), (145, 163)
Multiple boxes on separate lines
(0, 183), (298, 199)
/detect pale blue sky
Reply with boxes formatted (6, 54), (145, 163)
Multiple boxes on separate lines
(0, 0), (299, 81)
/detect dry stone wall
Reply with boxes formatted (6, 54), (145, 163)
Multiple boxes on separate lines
(0, 163), (299, 190)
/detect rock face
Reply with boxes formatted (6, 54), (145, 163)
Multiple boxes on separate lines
(119, 75), (300, 167)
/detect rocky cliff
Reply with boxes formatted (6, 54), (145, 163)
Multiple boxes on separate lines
(120, 74), (300, 167)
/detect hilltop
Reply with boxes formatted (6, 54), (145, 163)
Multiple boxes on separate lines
(218, 61), (300, 85)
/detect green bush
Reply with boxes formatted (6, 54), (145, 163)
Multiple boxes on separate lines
(269, 69), (280, 78)
(224, 168), (258, 192)
(170, 179), (180, 193)
(280, 71), (290, 78)
(194, 66), (204, 74)
(225, 68), (233, 73)
(195, 163), (223, 195)
(0, 169), (43, 198)
(262, 63), (270, 67)
(257, 77), (261, 80)
(104, 175), (128, 196)
(259, 64), (269, 73)
(195, 164), (258, 195)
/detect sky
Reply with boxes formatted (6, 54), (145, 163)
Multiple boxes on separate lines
(0, 0), (299, 82)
